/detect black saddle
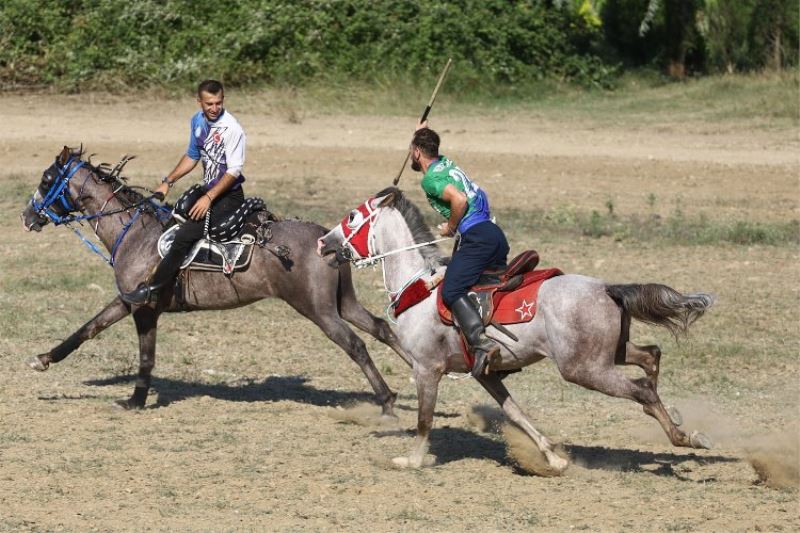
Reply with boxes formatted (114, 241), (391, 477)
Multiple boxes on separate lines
(173, 184), (267, 241)
(162, 185), (281, 274)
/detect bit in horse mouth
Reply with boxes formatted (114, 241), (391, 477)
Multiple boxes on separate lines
(20, 213), (40, 232)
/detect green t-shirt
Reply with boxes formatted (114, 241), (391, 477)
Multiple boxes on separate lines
(420, 156), (491, 233)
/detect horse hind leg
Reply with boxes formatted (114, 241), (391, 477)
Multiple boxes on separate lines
(621, 342), (683, 427)
(562, 363), (711, 450)
(477, 373), (568, 475)
(621, 342), (661, 388)
(336, 269), (414, 368)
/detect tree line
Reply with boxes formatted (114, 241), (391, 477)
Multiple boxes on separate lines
(1, 0), (796, 91)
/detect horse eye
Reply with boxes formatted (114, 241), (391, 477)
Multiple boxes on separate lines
(347, 210), (363, 229)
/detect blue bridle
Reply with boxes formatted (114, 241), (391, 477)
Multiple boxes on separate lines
(30, 155), (170, 265)
(30, 156), (88, 225)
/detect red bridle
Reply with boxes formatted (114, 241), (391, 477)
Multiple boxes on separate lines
(339, 197), (379, 260)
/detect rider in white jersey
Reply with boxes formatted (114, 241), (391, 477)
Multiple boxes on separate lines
(121, 80), (248, 305)
(186, 106), (246, 191)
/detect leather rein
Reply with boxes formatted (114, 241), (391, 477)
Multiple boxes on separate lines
(30, 156), (169, 265)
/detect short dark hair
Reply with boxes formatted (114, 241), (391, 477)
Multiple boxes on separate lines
(411, 128), (440, 158)
(197, 79), (224, 97)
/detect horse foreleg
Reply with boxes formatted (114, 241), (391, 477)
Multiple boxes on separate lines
(393, 363), (443, 468)
(477, 373), (569, 474)
(339, 300), (414, 368)
(28, 297), (131, 371)
(115, 305), (158, 410)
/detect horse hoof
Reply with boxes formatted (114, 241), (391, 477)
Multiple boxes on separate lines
(392, 456), (414, 468)
(379, 413), (400, 425)
(391, 455), (435, 468)
(690, 430), (713, 449)
(549, 454), (569, 473)
(27, 355), (50, 372)
(666, 405), (683, 426)
(113, 398), (144, 411)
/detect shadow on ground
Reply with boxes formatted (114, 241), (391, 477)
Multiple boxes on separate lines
(81, 374), (376, 408)
(370, 425), (510, 467)
(561, 443), (739, 481)
(72, 373), (459, 418)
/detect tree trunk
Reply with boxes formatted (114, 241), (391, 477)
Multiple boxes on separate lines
(664, 0), (697, 79)
(668, 60), (686, 79)
(770, 26), (782, 71)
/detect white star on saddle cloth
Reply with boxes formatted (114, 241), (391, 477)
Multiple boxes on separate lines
(515, 299), (535, 320)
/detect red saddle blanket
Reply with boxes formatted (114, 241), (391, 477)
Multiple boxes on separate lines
(436, 268), (563, 325)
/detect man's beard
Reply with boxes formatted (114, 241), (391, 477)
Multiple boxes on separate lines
(411, 158), (421, 172)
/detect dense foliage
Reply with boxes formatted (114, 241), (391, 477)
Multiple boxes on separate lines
(0, 0), (612, 90)
(0, 0), (795, 91)
(601, 0), (799, 74)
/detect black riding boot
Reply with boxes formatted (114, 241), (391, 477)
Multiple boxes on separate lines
(121, 215), (209, 305)
(120, 280), (168, 305)
(450, 296), (501, 378)
(120, 251), (184, 305)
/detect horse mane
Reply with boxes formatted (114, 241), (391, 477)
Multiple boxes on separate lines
(375, 186), (443, 269)
(68, 146), (148, 207)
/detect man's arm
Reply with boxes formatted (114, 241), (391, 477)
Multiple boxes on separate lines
(439, 184), (468, 236)
(154, 155), (198, 198)
(187, 173), (238, 221)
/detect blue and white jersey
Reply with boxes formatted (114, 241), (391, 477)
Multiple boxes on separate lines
(186, 109), (246, 190)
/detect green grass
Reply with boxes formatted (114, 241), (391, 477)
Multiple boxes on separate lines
(500, 206), (800, 247)
(264, 185), (798, 248)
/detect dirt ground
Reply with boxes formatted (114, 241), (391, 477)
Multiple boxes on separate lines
(0, 92), (798, 532)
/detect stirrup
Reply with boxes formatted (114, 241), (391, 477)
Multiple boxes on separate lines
(120, 283), (158, 305)
(471, 343), (500, 379)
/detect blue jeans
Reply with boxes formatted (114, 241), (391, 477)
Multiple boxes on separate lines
(442, 220), (509, 308)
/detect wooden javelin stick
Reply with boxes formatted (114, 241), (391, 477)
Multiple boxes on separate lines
(393, 58), (453, 186)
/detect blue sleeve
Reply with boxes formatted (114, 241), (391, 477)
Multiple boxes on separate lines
(186, 114), (201, 160)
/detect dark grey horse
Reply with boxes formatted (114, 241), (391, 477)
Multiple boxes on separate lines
(20, 147), (410, 413)
(318, 188), (715, 473)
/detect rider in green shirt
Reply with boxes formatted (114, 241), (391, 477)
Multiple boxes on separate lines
(412, 125), (509, 378)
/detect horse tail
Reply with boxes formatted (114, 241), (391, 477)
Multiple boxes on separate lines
(605, 283), (714, 337)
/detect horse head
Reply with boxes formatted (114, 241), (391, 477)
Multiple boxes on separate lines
(317, 188), (400, 265)
(21, 146), (143, 234)
(317, 186), (444, 278)
(21, 146), (89, 232)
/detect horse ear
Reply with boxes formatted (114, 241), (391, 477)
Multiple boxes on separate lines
(374, 191), (396, 208)
(57, 146), (71, 166)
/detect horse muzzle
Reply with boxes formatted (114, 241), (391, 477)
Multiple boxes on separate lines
(20, 205), (48, 232)
(317, 237), (349, 268)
